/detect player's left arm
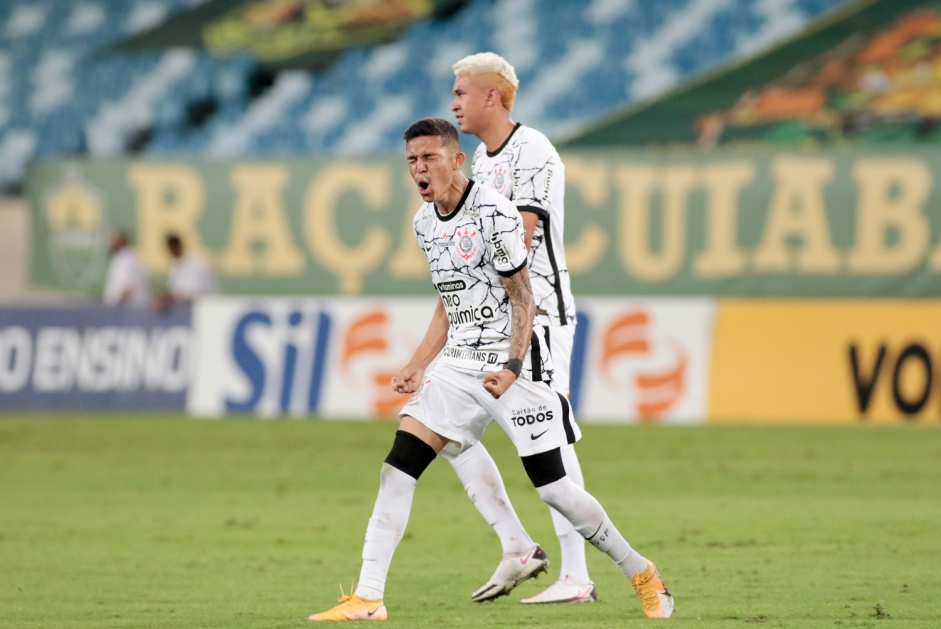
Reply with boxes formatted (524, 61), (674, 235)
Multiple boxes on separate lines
(503, 265), (536, 360)
(509, 136), (556, 252)
(518, 210), (540, 251)
(483, 265), (535, 399)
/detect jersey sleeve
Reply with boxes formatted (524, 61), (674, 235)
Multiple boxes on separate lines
(411, 205), (430, 254)
(488, 198), (528, 277)
(510, 135), (557, 215)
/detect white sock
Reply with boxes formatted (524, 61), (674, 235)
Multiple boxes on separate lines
(446, 441), (534, 555)
(547, 444), (591, 584)
(535, 477), (648, 578)
(355, 463), (417, 600)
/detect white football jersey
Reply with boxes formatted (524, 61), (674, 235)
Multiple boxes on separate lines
(413, 180), (553, 382)
(472, 124), (576, 328)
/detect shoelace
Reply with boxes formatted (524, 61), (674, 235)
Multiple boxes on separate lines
(336, 579), (357, 603)
(633, 570), (661, 611)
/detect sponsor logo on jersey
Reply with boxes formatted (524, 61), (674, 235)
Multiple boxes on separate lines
(439, 291), (497, 326)
(436, 280), (466, 292)
(441, 346), (499, 364)
(442, 301), (496, 326)
(490, 232), (510, 267)
(434, 232), (456, 248)
(511, 404), (554, 427)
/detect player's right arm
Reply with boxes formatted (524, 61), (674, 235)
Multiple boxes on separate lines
(391, 296), (449, 394)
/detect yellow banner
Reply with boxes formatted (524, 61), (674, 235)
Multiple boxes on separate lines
(709, 300), (941, 424)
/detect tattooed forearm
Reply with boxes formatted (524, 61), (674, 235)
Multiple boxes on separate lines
(502, 266), (536, 362)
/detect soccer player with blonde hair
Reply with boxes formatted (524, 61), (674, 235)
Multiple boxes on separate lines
(446, 51), (672, 611)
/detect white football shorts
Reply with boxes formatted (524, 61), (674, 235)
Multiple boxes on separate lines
(400, 361), (581, 458)
(543, 323), (575, 397)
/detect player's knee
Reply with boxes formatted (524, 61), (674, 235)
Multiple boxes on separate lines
(384, 430), (437, 480)
(439, 438), (482, 464)
(534, 478), (569, 513)
(533, 477), (594, 529)
(521, 447), (566, 488)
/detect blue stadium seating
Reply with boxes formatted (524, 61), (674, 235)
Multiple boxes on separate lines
(0, 0), (850, 192)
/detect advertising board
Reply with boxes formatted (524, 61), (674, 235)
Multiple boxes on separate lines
(0, 305), (190, 410)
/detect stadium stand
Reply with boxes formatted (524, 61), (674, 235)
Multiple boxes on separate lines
(0, 0), (849, 192)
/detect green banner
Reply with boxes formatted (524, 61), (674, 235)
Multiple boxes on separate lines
(27, 148), (941, 298)
(112, 0), (465, 70)
(565, 0), (941, 149)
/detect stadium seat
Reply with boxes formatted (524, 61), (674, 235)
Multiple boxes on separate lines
(0, 0), (851, 192)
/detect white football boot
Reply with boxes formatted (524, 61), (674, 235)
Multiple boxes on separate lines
(471, 545), (549, 602)
(520, 576), (597, 604)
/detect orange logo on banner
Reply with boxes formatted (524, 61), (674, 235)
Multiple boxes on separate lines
(600, 311), (687, 422)
(341, 309), (409, 418)
(342, 310), (389, 372)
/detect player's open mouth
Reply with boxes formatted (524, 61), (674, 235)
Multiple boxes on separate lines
(418, 181), (430, 192)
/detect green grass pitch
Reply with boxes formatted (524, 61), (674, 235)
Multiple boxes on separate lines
(1, 415), (939, 628)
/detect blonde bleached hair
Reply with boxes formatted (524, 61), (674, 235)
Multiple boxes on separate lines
(453, 52), (519, 111)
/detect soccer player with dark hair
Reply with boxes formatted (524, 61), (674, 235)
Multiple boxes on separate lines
(308, 118), (673, 621)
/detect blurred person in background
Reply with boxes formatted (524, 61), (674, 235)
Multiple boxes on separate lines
(448, 52), (595, 605)
(157, 233), (219, 306)
(103, 228), (150, 307)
